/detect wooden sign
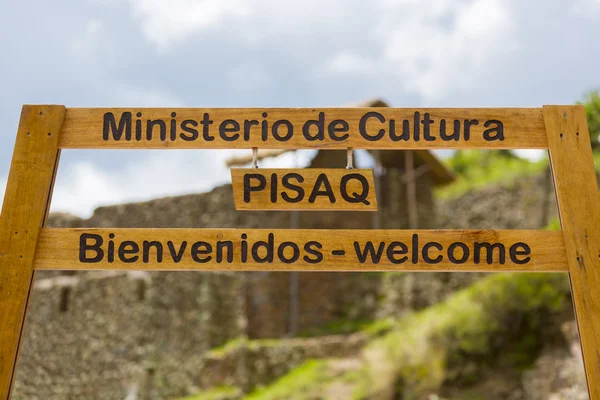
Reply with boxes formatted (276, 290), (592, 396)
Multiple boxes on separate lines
(58, 108), (548, 149)
(1, 105), (600, 400)
(34, 228), (565, 272)
(230, 168), (378, 211)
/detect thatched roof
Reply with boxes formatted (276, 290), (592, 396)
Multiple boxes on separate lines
(225, 98), (455, 186)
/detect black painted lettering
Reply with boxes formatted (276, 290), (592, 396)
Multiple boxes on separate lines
(278, 242), (300, 263)
(217, 241), (234, 263)
(303, 112), (325, 141)
(328, 119), (349, 141)
(270, 173), (278, 203)
(191, 241), (212, 263)
(422, 113), (435, 141)
(261, 112), (269, 141)
(118, 241), (139, 263)
(463, 119), (478, 141)
(386, 241), (408, 264)
(170, 112), (177, 141)
(200, 113), (214, 141)
(308, 174), (336, 203)
(167, 241), (187, 263)
(146, 119), (166, 141)
(483, 120), (504, 141)
(272, 120), (293, 141)
(241, 233), (248, 263)
(359, 112), (385, 141)
(244, 174), (267, 203)
(79, 233), (104, 263)
(353, 241), (385, 263)
(340, 173), (370, 205)
(412, 234), (419, 264)
(103, 112), (132, 141)
(252, 233), (275, 263)
(413, 112), (420, 141)
(281, 173), (305, 203)
(440, 120), (461, 141)
(473, 242), (505, 264)
(107, 234), (115, 263)
(304, 241), (323, 263)
(135, 113), (142, 141)
(422, 242), (443, 264)
(220, 119), (240, 141)
(390, 120), (410, 141)
(448, 242), (470, 264)
(143, 241), (163, 263)
(180, 119), (199, 141)
(244, 120), (259, 141)
(510, 242), (531, 264)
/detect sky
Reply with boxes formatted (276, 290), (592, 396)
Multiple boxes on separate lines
(0, 0), (598, 217)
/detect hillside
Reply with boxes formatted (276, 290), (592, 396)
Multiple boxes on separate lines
(15, 150), (591, 399)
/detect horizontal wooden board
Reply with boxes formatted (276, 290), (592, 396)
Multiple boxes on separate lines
(34, 228), (567, 272)
(231, 168), (378, 211)
(58, 108), (548, 149)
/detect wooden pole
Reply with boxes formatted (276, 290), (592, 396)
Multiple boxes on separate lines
(545, 105), (600, 399)
(288, 150), (299, 337)
(0, 105), (65, 399)
(373, 150), (382, 229)
(405, 151), (418, 229)
(539, 165), (553, 228)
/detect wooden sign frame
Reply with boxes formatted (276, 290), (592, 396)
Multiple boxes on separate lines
(1, 105), (599, 398)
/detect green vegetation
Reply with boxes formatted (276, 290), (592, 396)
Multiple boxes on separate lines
(245, 360), (330, 400)
(436, 150), (548, 199)
(207, 337), (248, 357)
(580, 89), (600, 149)
(355, 273), (570, 398)
(299, 318), (394, 338)
(545, 217), (561, 231)
(435, 91), (600, 199)
(223, 274), (569, 400)
(179, 385), (241, 400)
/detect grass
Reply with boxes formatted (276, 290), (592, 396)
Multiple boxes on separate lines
(355, 272), (570, 398)
(245, 360), (330, 400)
(436, 150), (548, 199)
(179, 385), (241, 400)
(298, 318), (394, 338)
(207, 337), (248, 357)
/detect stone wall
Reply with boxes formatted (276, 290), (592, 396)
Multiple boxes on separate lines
(14, 169), (562, 398)
(14, 271), (244, 400)
(438, 171), (558, 229)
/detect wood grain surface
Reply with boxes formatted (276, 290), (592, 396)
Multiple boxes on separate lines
(59, 108), (547, 149)
(231, 168), (378, 211)
(34, 228), (566, 272)
(545, 105), (600, 399)
(0, 105), (64, 399)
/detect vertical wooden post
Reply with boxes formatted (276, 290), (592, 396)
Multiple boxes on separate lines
(372, 150), (382, 229)
(545, 104), (600, 399)
(0, 105), (64, 399)
(405, 151), (418, 229)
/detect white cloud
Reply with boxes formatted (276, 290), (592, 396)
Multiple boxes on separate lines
(129, 0), (252, 49)
(227, 62), (272, 91)
(329, 0), (517, 102)
(49, 150), (229, 217)
(513, 149), (546, 162)
(71, 19), (117, 67)
(572, 0), (600, 17)
(42, 148), (314, 218)
(114, 85), (185, 107)
(326, 52), (375, 75)
(126, 0), (516, 101)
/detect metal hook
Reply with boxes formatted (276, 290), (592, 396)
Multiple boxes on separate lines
(252, 147), (258, 168)
(346, 148), (354, 169)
